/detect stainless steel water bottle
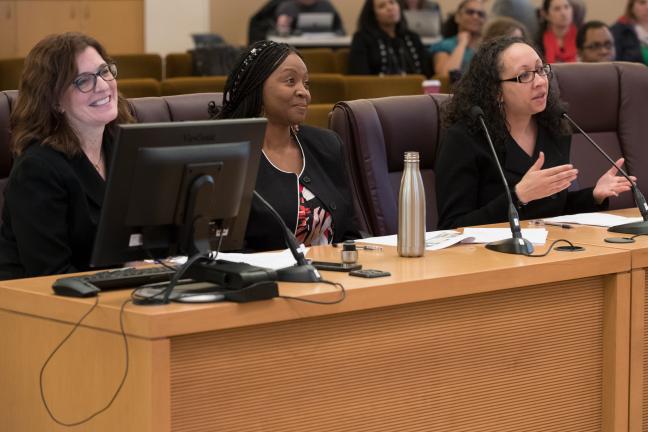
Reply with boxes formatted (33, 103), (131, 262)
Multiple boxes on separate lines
(397, 151), (426, 257)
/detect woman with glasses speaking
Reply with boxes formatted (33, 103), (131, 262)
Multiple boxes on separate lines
(434, 37), (634, 229)
(0, 33), (133, 279)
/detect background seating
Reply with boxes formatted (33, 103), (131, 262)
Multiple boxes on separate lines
(165, 53), (193, 78)
(118, 78), (161, 98)
(0, 58), (24, 92)
(111, 53), (163, 80)
(344, 75), (426, 100)
(161, 76), (228, 96)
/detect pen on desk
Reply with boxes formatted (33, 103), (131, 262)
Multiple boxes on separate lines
(543, 221), (573, 229)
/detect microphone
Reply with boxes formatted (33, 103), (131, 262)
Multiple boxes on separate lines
(253, 191), (321, 282)
(561, 113), (648, 235)
(470, 106), (534, 255)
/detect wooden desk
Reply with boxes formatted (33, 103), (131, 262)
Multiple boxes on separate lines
(542, 208), (648, 432)
(0, 243), (631, 431)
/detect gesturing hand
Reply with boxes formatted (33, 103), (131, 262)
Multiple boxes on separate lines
(514, 152), (578, 204)
(593, 158), (636, 204)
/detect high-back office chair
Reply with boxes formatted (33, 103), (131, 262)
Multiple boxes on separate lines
(552, 62), (648, 210)
(330, 94), (447, 236)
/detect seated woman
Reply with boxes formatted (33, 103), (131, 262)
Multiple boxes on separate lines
(611, 0), (648, 65)
(348, 0), (431, 76)
(435, 37), (634, 229)
(482, 16), (528, 43)
(0, 33), (133, 279)
(537, 0), (578, 63)
(430, 0), (485, 79)
(213, 41), (359, 251)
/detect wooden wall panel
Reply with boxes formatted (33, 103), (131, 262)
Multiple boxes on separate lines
(170, 277), (606, 432)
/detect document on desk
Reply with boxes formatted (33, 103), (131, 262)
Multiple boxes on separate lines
(163, 249), (303, 270)
(461, 228), (548, 245)
(358, 230), (473, 250)
(543, 212), (643, 227)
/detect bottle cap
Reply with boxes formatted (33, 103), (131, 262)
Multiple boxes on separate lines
(404, 151), (419, 162)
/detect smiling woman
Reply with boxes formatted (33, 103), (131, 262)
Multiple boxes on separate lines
(0, 33), (134, 280)
(213, 41), (359, 251)
(434, 37), (634, 229)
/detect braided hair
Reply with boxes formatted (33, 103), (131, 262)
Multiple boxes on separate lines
(212, 41), (301, 119)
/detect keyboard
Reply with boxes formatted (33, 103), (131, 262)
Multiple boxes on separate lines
(58, 266), (178, 291)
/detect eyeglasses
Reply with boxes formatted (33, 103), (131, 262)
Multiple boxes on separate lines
(500, 64), (552, 84)
(463, 8), (486, 19)
(72, 63), (117, 93)
(583, 41), (614, 51)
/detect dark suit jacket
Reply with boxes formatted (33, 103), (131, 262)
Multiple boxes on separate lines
(0, 140), (113, 279)
(611, 21), (645, 64)
(245, 125), (359, 251)
(435, 122), (604, 229)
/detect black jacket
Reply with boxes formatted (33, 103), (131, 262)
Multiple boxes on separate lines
(435, 122), (604, 229)
(611, 21), (645, 64)
(245, 125), (359, 251)
(348, 29), (431, 76)
(0, 140), (112, 280)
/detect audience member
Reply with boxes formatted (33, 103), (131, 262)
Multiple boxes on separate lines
(611, 0), (648, 65)
(435, 36), (633, 229)
(249, 0), (285, 44)
(537, 0), (578, 63)
(483, 16), (528, 42)
(0, 33), (134, 279)
(402, 0), (443, 37)
(490, 0), (538, 37)
(430, 0), (486, 79)
(348, 0), (431, 76)
(577, 21), (616, 62)
(275, 0), (345, 36)
(213, 41), (359, 251)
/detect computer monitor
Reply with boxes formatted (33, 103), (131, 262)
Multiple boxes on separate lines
(403, 10), (441, 38)
(295, 12), (334, 33)
(90, 118), (266, 267)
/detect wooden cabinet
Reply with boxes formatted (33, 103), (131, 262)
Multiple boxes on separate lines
(1, 0), (143, 59)
(0, 1), (17, 58)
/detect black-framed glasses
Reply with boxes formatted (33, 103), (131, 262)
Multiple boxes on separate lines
(583, 41), (614, 51)
(463, 8), (486, 19)
(72, 63), (118, 93)
(500, 63), (552, 84)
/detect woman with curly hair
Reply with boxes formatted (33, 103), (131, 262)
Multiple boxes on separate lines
(435, 37), (634, 229)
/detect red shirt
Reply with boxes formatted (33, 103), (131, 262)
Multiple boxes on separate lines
(543, 24), (578, 63)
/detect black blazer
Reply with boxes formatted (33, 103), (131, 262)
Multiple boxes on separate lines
(435, 122), (604, 229)
(611, 21), (645, 64)
(348, 29), (431, 76)
(245, 125), (359, 251)
(0, 140), (112, 279)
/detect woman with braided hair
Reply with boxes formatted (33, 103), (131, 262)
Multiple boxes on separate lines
(212, 41), (359, 251)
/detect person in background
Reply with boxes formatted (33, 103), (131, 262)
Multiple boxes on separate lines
(348, 0), (431, 76)
(537, 0), (578, 63)
(490, 0), (538, 37)
(611, 0), (648, 65)
(402, 0), (443, 38)
(435, 37), (633, 229)
(213, 41), (359, 251)
(430, 0), (486, 79)
(0, 33), (134, 279)
(275, 0), (345, 36)
(577, 21), (616, 63)
(482, 16), (528, 42)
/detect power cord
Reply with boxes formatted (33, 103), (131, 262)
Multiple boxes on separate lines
(39, 297), (131, 427)
(279, 279), (346, 304)
(526, 239), (581, 257)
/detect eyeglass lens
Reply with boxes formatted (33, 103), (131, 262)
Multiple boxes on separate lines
(74, 64), (117, 93)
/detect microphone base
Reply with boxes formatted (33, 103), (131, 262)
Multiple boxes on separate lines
(608, 221), (648, 235)
(486, 237), (534, 255)
(276, 264), (322, 282)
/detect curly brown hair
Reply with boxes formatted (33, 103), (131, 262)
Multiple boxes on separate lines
(442, 36), (568, 153)
(10, 32), (134, 156)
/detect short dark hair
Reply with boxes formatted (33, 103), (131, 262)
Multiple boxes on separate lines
(357, 0), (408, 36)
(442, 36), (568, 151)
(576, 20), (609, 50)
(215, 40), (300, 119)
(11, 32), (133, 156)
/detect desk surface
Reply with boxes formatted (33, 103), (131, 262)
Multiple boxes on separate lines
(0, 238), (629, 339)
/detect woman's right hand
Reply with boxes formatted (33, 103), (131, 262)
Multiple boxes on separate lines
(456, 31), (471, 47)
(514, 152), (578, 204)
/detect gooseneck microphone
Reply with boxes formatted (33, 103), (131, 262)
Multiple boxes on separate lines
(470, 106), (534, 255)
(561, 112), (648, 235)
(253, 191), (321, 282)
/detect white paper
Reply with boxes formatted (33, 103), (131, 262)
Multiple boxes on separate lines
(461, 228), (548, 245)
(162, 248), (303, 270)
(357, 230), (472, 251)
(543, 212), (643, 228)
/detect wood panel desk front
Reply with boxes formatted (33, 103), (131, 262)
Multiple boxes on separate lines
(542, 208), (648, 432)
(0, 242), (631, 432)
